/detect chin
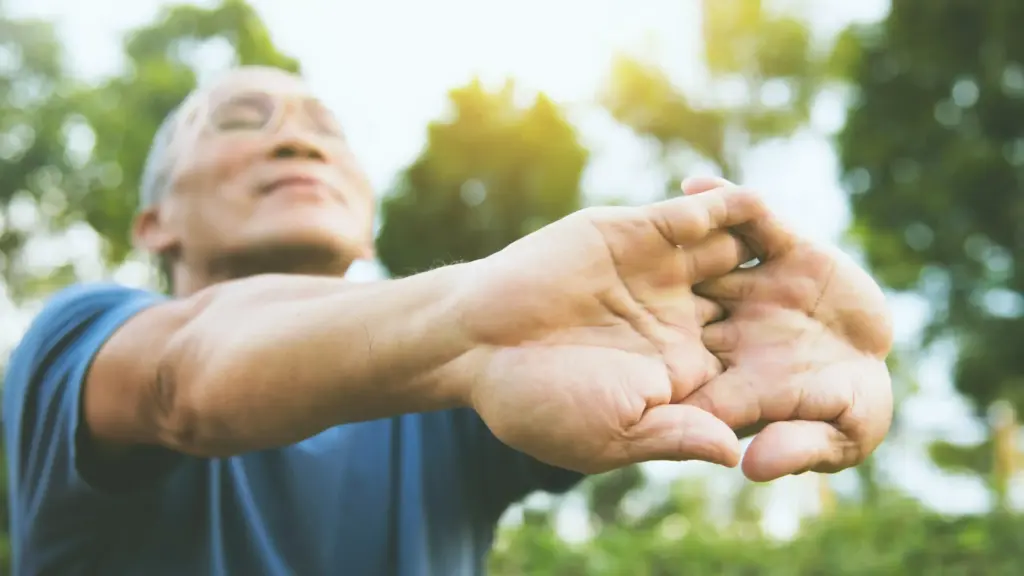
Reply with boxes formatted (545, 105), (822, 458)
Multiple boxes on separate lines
(266, 223), (350, 248)
(228, 224), (368, 277)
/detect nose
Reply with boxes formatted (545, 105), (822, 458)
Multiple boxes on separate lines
(269, 138), (327, 162)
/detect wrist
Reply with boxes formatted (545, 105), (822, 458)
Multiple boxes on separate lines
(400, 261), (488, 411)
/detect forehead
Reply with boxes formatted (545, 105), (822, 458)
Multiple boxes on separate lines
(203, 67), (313, 107)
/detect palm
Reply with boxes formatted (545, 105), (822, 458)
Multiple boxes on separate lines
(698, 242), (891, 424)
(464, 192), (765, 474)
(681, 179), (894, 481)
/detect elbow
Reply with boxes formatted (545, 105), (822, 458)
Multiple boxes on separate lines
(151, 351), (224, 458)
(150, 317), (237, 458)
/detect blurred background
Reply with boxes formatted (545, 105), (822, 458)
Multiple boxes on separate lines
(2, 0), (1024, 573)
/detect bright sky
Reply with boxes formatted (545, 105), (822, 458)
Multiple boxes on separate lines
(6, 0), (1010, 538)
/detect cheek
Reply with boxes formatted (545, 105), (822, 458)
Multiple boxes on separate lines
(344, 163), (377, 231)
(344, 197), (376, 243)
(176, 137), (261, 199)
(174, 140), (261, 236)
(175, 198), (246, 249)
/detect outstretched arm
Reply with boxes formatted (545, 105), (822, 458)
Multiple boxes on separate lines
(15, 186), (769, 477)
(87, 265), (478, 458)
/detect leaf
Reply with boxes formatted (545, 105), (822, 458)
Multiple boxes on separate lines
(376, 79), (587, 277)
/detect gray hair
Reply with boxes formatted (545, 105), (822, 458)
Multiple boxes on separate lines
(140, 103), (190, 293)
(139, 105), (182, 209)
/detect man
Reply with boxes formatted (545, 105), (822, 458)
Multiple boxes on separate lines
(3, 66), (893, 575)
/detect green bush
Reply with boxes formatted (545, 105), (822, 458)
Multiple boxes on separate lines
(490, 496), (1024, 575)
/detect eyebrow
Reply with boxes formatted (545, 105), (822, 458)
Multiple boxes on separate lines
(213, 91), (326, 107)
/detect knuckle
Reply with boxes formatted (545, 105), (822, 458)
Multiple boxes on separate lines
(723, 185), (765, 209)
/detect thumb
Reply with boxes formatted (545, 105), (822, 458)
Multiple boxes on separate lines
(681, 176), (736, 195)
(622, 404), (741, 468)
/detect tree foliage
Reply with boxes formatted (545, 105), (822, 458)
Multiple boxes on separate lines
(490, 477), (1024, 575)
(836, 0), (1024, 496)
(0, 12), (74, 301)
(838, 0), (1024, 417)
(376, 79), (588, 277)
(602, 0), (848, 185)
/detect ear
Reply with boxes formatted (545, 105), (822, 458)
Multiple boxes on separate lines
(133, 206), (178, 254)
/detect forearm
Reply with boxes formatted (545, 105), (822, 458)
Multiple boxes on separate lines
(155, 265), (478, 456)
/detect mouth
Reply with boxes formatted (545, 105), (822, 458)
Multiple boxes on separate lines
(261, 176), (341, 203)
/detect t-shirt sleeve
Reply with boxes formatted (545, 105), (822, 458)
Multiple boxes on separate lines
(453, 408), (583, 517)
(2, 283), (175, 552)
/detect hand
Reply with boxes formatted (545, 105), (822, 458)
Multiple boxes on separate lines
(679, 177), (894, 482)
(455, 188), (767, 474)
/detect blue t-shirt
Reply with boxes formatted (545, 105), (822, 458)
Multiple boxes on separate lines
(2, 283), (582, 575)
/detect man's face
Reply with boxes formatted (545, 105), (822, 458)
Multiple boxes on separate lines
(139, 67), (375, 279)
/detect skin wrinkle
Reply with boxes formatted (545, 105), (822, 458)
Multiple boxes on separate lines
(585, 216), (696, 424)
(592, 226), (709, 407)
(153, 363), (177, 422)
(588, 218), (663, 348)
(808, 255), (839, 319)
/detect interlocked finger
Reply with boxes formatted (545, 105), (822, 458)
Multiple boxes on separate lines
(681, 177), (798, 259)
(684, 231), (757, 284)
(694, 269), (759, 305)
(643, 187), (767, 248)
(694, 296), (725, 326)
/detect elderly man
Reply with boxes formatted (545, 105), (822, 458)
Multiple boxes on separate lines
(3, 66), (893, 575)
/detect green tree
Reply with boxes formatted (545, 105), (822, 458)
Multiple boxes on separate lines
(0, 11), (75, 301)
(0, 8), (72, 569)
(837, 0), (1024, 505)
(491, 480), (1024, 575)
(601, 0), (849, 186)
(376, 79), (588, 277)
(597, 0), (878, 519)
(375, 78), (592, 574)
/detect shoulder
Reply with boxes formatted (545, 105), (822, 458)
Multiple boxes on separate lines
(27, 282), (161, 330)
(4, 283), (164, 412)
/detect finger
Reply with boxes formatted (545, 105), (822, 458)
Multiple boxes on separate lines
(643, 187), (767, 247)
(741, 421), (861, 482)
(681, 176), (734, 195)
(664, 343), (722, 403)
(718, 361), (893, 481)
(694, 269), (759, 304)
(622, 404), (741, 468)
(685, 230), (757, 284)
(701, 320), (741, 354)
(680, 368), (760, 430)
(658, 316), (724, 403)
(681, 177), (798, 259)
(694, 296), (725, 326)
(733, 213), (798, 259)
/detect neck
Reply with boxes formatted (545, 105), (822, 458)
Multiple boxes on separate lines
(171, 246), (353, 297)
